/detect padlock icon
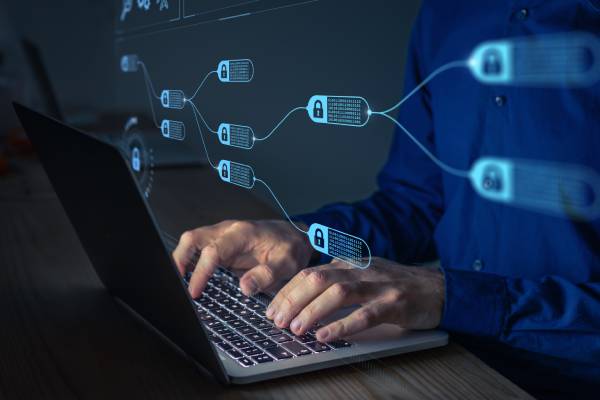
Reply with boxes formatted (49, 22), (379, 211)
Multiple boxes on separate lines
(221, 126), (229, 142)
(483, 49), (502, 75)
(314, 228), (325, 248)
(221, 163), (229, 179)
(313, 100), (324, 119)
(131, 147), (141, 172)
(221, 64), (228, 79)
(161, 91), (169, 107)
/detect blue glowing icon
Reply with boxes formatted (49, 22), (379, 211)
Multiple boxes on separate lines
(120, 0), (133, 21)
(217, 123), (254, 149)
(307, 223), (372, 269)
(217, 59), (254, 83)
(131, 147), (141, 172)
(218, 160), (256, 189)
(469, 32), (600, 87)
(470, 157), (600, 220)
(120, 54), (139, 73)
(137, 0), (150, 11)
(307, 95), (371, 127)
(161, 120), (185, 141)
(160, 90), (185, 110)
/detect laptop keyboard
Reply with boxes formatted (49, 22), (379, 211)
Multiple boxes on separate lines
(186, 267), (352, 368)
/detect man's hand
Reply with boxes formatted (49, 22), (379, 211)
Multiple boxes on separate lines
(266, 258), (445, 343)
(172, 220), (314, 298)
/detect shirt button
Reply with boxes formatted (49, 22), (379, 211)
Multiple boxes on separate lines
(516, 8), (529, 20)
(494, 95), (506, 107)
(473, 259), (484, 271)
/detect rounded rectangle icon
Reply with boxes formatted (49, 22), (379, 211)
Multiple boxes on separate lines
(120, 54), (139, 73)
(217, 59), (254, 83)
(217, 123), (254, 149)
(160, 90), (185, 109)
(307, 223), (372, 269)
(469, 32), (600, 87)
(160, 120), (185, 141)
(218, 160), (255, 189)
(471, 157), (600, 220)
(307, 95), (371, 127)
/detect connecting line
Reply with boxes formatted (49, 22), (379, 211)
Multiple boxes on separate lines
(376, 113), (471, 179)
(253, 178), (309, 235)
(189, 101), (219, 170)
(376, 60), (468, 115)
(137, 61), (161, 128)
(187, 71), (217, 102)
(253, 107), (307, 142)
(187, 100), (218, 133)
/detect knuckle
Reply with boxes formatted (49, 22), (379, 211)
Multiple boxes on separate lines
(298, 268), (314, 280)
(231, 220), (252, 232)
(179, 230), (195, 245)
(331, 282), (350, 298)
(308, 270), (327, 286)
(259, 264), (276, 284)
(387, 289), (404, 302)
(356, 308), (375, 326)
(282, 293), (296, 309)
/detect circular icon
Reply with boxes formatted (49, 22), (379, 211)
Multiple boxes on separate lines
(120, 117), (155, 199)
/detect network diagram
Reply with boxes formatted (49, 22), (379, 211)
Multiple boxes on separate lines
(120, 31), (600, 269)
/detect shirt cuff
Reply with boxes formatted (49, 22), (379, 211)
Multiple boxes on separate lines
(440, 268), (508, 338)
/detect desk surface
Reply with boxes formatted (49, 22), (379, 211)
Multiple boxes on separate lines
(0, 160), (533, 399)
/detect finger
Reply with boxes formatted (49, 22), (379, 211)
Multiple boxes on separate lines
(267, 266), (360, 328)
(266, 261), (352, 318)
(316, 301), (390, 343)
(172, 227), (219, 275)
(188, 232), (247, 298)
(289, 281), (379, 335)
(239, 260), (293, 297)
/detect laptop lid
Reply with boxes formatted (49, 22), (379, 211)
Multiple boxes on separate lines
(12, 103), (228, 384)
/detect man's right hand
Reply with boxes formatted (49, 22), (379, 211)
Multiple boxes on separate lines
(172, 220), (315, 299)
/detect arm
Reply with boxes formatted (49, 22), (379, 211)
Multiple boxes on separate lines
(296, 7), (444, 263)
(442, 269), (600, 364)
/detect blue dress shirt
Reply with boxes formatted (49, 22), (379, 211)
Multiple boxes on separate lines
(297, 1), (600, 397)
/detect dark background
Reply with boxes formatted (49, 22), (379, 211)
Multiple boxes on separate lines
(2, 0), (422, 216)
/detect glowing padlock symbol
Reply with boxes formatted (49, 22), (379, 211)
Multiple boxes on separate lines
(313, 100), (324, 119)
(221, 64), (228, 79)
(221, 126), (229, 142)
(221, 163), (229, 179)
(131, 147), (141, 172)
(314, 228), (325, 248)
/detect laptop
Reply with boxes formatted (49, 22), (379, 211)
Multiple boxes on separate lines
(13, 103), (448, 384)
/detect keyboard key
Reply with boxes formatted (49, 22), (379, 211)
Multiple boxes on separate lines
(239, 326), (256, 336)
(244, 315), (261, 324)
(221, 297), (233, 306)
(237, 309), (253, 318)
(232, 339), (252, 349)
(229, 302), (242, 311)
(204, 302), (219, 310)
(209, 334), (223, 343)
(222, 333), (241, 342)
(252, 354), (274, 364)
(305, 342), (331, 353)
(329, 340), (352, 348)
(266, 346), (293, 360)
(206, 320), (223, 329)
(214, 327), (231, 336)
(296, 333), (316, 343)
(282, 341), (312, 356)
(263, 328), (282, 336)
(256, 339), (277, 349)
(227, 349), (243, 359)
(246, 332), (266, 342)
(248, 302), (264, 311)
(242, 346), (263, 357)
(237, 357), (254, 367)
(253, 321), (272, 330)
(229, 320), (246, 329)
(272, 334), (293, 343)
(199, 313), (214, 322)
(217, 342), (232, 351)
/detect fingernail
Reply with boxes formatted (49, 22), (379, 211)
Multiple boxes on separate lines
(266, 306), (275, 319)
(275, 312), (284, 326)
(245, 278), (258, 296)
(290, 319), (302, 332)
(317, 328), (330, 342)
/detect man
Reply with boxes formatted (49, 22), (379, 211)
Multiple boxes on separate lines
(173, 1), (600, 397)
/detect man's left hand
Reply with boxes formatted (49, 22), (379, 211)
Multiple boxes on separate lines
(266, 258), (445, 343)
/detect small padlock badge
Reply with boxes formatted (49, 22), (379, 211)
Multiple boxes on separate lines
(313, 100), (323, 119)
(131, 147), (141, 172)
(221, 64), (228, 79)
(314, 228), (325, 248)
(221, 127), (229, 142)
(483, 49), (502, 75)
(221, 163), (229, 179)
(161, 91), (169, 106)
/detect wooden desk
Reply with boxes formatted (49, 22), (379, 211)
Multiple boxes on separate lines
(0, 160), (533, 399)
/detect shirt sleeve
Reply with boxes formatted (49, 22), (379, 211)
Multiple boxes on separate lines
(295, 6), (444, 263)
(441, 269), (600, 364)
